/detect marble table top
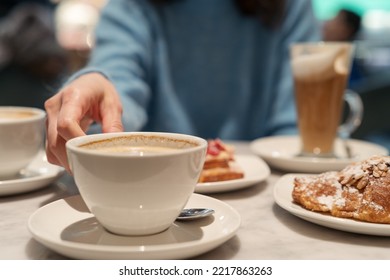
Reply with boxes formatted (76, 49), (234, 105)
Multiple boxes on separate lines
(1, 142), (390, 260)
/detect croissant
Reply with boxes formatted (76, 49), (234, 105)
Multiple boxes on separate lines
(292, 156), (390, 223)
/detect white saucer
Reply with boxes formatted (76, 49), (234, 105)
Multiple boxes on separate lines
(274, 173), (390, 236)
(195, 154), (270, 194)
(28, 193), (241, 259)
(250, 135), (388, 173)
(0, 150), (64, 196)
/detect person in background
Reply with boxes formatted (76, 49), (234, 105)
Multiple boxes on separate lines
(44, 0), (320, 171)
(322, 8), (363, 87)
(322, 8), (361, 42)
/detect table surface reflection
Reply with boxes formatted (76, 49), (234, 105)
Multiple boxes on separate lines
(1, 142), (390, 260)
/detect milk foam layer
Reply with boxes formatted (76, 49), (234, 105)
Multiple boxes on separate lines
(90, 145), (181, 155)
(291, 43), (352, 82)
(79, 135), (198, 155)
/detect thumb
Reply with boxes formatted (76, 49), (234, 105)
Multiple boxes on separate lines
(98, 77), (124, 133)
(103, 118), (124, 133)
(101, 107), (124, 133)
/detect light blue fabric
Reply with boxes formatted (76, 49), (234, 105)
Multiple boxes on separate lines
(72, 0), (320, 140)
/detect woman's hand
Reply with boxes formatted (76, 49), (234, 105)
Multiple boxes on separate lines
(45, 73), (124, 172)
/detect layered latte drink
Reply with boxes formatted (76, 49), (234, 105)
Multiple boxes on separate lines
(290, 43), (353, 157)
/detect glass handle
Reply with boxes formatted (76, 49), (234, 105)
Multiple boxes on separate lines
(338, 89), (364, 139)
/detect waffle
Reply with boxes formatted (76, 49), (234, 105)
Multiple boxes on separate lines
(292, 156), (390, 223)
(199, 139), (244, 183)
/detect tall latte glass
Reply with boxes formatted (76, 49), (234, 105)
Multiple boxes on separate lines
(290, 42), (362, 157)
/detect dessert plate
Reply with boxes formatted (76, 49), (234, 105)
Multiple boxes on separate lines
(28, 193), (241, 259)
(0, 150), (64, 196)
(195, 154), (270, 194)
(273, 173), (390, 236)
(250, 135), (388, 173)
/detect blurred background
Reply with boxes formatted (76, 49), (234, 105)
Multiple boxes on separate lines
(0, 0), (104, 109)
(314, 0), (390, 83)
(0, 0), (389, 148)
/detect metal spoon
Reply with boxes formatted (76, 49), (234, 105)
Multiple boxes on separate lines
(176, 208), (215, 221)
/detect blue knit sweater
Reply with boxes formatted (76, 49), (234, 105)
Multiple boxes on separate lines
(73, 0), (320, 140)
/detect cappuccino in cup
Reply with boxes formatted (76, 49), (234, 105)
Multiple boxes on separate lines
(0, 107), (46, 179)
(66, 132), (207, 236)
(0, 111), (38, 120)
(79, 135), (187, 155)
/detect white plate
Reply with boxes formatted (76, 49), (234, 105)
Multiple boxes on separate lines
(196, 154), (270, 194)
(250, 135), (388, 173)
(28, 193), (241, 259)
(273, 173), (390, 236)
(0, 150), (64, 196)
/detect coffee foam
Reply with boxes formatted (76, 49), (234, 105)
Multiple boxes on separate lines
(90, 145), (182, 155)
(0, 111), (38, 120)
(291, 44), (351, 82)
(79, 135), (198, 152)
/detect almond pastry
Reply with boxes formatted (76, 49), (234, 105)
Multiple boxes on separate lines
(292, 156), (390, 223)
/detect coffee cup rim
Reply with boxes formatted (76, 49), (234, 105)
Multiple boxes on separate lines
(66, 131), (208, 158)
(0, 106), (46, 124)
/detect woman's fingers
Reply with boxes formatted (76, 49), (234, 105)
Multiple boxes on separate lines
(100, 92), (124, 133)
(44, 92), (72, 171)
(56, 87), (89, 140)
(44, 73), (124, 171)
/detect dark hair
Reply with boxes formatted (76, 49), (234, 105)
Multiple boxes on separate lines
(234, 0), (285, 28)
(341, 9), (361, 38)
(151, 0), (285, 29)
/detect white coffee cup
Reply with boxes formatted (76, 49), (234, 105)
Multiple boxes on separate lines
(0, 106), (46, 179)
(66, 132), (207, 236)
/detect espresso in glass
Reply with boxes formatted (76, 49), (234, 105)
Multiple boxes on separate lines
(291, 42), (353, 157)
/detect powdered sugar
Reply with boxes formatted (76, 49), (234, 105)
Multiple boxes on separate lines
(317, 195), (334, 209)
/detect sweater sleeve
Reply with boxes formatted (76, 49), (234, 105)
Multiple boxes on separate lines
(69, 0), (155, 132)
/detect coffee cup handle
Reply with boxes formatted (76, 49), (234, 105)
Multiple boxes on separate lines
(338, 89), (364, 139)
